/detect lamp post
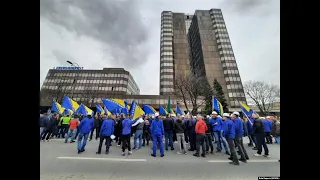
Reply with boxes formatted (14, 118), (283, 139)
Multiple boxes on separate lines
(66, 61), (81, 99)
(67, 61), (80, 67)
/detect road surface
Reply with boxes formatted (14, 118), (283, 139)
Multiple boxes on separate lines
(40, 137), (280, 180)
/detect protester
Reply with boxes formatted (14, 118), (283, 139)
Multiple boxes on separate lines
(230, 113), (249, 163)
(60, 114), (71, 138)
(222, 113), (239, 165)
(121, 114), (133, 156)
(142, 116), (151, 146)
(210, 111), (230, 155)
(42, 113), (59, 141)
(39, 113), (49, 139)
(193, 115), (208, 158)
(77, 113), (94, 153)
(65, 115), (79, 143)
(96, 114), (114, 154)
(252, 114), (269, 157)
(182, 115), (189, 144)
(186, 115), (197, 151)
(116, 114), (124, 146)
(271, 115), (280, 162)
(74, 114), (83, 139)
(174, 115), (187, 155)
(151, 113), (165, 157)
(204, 116), (214, 154)
(163, 114), (174, 151)
(132, 115), (144, 150)
(264, 116), (273, 144)
(245, 116), (257, 149)
(89, 113), (101, 141)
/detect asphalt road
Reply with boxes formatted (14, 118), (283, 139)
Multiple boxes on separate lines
(40, 137), (280, 180)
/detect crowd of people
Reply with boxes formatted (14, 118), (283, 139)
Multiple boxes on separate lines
(39, 111), (280, 165)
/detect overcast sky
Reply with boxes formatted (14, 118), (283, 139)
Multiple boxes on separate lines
(40, 0), (280, 95)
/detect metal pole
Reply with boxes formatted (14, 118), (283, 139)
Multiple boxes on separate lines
(70, 63), (80, 99)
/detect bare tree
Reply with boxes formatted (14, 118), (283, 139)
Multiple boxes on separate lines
(174, 73), (212, 115)
(53, 79), (71, 103)
(243, 81), (280, 116)
(82, 86), (99, 108)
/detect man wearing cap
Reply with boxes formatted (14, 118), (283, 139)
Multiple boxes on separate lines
(150, 112), (165, 157)
(210, 111), (230, 155)
(222, 113), (239, 165)
(231, 112), (249, 163)
(77, 113), (94, 153)
(252, 114), (269, 157)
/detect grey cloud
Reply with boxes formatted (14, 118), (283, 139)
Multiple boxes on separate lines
(40, 0), (149, 69)
(52, 49), (76, 65)
(220, 0), (275, 16)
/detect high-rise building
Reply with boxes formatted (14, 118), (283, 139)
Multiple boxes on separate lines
(160, 11), (194, 95)
(160, 9), (246, 108)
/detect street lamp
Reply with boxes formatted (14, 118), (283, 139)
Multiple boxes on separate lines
(67, 61), (80, 67)
(66, 61), (81, 98)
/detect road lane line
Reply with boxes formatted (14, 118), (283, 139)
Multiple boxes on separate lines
(57, 157), (147, 162)
(208, 159), (279, 163)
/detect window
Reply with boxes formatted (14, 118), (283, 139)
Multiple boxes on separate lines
(160, 75), (173, 79)
(228, 93), (233, 97)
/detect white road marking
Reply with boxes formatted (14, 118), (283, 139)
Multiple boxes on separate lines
(208, 159), (279, 163)
(57, 157), (147, 162)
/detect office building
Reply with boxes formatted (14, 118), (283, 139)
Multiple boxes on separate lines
(160, 9), (246, 108)
(40, 68), (140, 107)
(160, 11), (193, 95)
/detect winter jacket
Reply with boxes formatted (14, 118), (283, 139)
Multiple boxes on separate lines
(151, 118), (164, 136)
(100, 118), (114, 136)
(195, 119), (207, 134)
(78, 117), (94, 134)
(163, 118), (174, 130)
(174, 119), (186, 133)
(271, 120), (280, 137)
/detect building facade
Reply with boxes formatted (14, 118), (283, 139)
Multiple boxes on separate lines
(40, 68), (140, 107)
(160, 9), (246, 108)
(160, 12), (194, 95)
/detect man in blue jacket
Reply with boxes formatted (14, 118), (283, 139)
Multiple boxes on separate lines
(96, 115), (114, 154)
(222, 113), (239, 165)
(231, 112), (249, 163)
(264, 116), (273, 144)
(77, 113), (93, 153)
(121, 113), (133, 156)
(186, 115), (197, 151)
(245, 116), (256, 148)
(151, 112), (165, 157)
(210, 111), (230, 155)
